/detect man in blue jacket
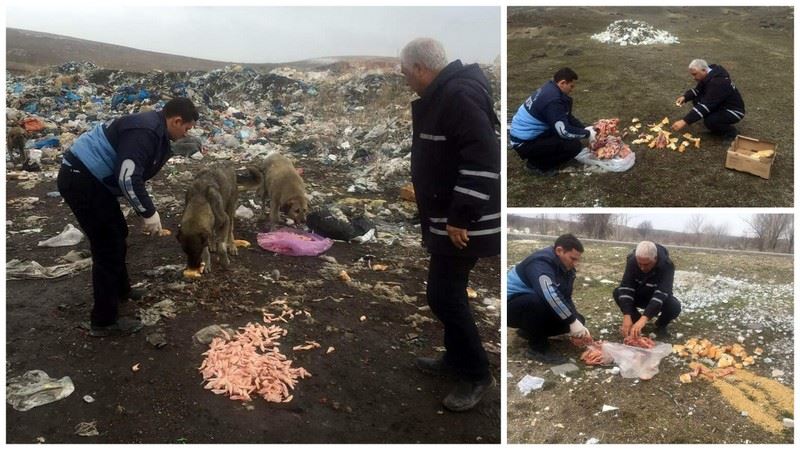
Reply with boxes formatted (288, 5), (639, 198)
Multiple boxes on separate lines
(613, 241), (681, 339)
(401, 38), (500, 412)
(507, 234), (591, 364)
(509, 68), (596, 176)
(671, 59), (745, 139)
(57, 97), (198, 337)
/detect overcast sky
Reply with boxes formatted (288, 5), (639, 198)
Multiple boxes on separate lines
(6, 5), (500, 64)
(517, 212), (764, 237)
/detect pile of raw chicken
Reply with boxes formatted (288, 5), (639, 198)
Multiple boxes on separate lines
(630, 117), (701, 152)
(199, 308), (311, 403)
(672, 338), (761, 383)
(579, 334), (656, 366)
(590, 118), (633, 159)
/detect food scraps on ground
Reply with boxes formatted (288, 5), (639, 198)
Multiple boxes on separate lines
(631, 117), (701, 152)
(673, 337), (762, 383)
(591, 118), (632, 159)
(292, 341), (321, 351)
(338, 270), (351, 283)
(199, 320), (311, 403)
(466, 287), (478, 299)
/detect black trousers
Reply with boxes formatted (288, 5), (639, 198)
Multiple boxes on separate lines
(57, 163), (131, 327)
(507, 293), (584, 347)
(427, 254), (489, 382)
(612, 287), (681, 328)
(702, 110), (741, 137)
(513, 134), (583, 171)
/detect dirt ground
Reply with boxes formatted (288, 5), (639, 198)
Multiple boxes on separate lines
(506, 237), (794, 444)
(507, 7), (794, 207)
(5, 156), (501, 443)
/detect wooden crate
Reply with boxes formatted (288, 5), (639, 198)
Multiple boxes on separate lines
(724, 135), (777, 179)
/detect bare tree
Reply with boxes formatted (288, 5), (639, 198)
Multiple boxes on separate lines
(637, 220), (653, 239)
(701, 223), (730, 248)
(579, 214), (613, 239)
(746, 214), (792, 251)
(538, 214), (549, 235)
(613, 215), (629, 240)
(685, 214), (705, 245)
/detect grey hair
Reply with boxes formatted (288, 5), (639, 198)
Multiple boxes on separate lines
(401, 38), (448, 72)
(635, 241), (657, 260)
(688, 59), (709, 71)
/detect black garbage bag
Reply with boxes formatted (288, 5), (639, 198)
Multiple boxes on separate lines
(307, 208), (375, 241)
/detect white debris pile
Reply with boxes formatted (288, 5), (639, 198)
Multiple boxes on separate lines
(591, 20), (679, 46)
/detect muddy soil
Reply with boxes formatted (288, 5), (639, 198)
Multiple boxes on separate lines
(5, 156), (500, 443)
(507, 6), (793, 207)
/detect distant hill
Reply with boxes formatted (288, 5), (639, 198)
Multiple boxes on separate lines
(5, 27), (398, 73)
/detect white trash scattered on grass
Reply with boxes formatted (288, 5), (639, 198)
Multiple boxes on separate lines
(591, 20), (679, 46)
(517, 375), (545, 395)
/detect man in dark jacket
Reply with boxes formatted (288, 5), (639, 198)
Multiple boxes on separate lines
(57, 97), (198, 337)
(613, 241), (681, 340)
(400, 37), (500, 412)
(509, 68), (596, 176)
(672, 59), (745, 139)
(507, 234), (591, 364)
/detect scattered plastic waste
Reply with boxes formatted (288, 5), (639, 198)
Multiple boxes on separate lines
(517, 375), (545, 395)
(37, 224), (84, 247)
(257, 229), (333, 256)
(6, 370), (75, 411)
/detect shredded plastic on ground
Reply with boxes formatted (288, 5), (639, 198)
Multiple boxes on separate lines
(591, 20), (679, 46)
(198, 313), (311, 403)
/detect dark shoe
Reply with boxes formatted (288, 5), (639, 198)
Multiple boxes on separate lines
(415, 357), (456, 377)
(526, 344), (568, 365)
(120, 287), (147, 303)
(442, 376), (494, 412)
(515, 328), (531, 340)
(525, 162), (557, 177)
(88, 318), (144, 337)
(655, 326), (670, 340)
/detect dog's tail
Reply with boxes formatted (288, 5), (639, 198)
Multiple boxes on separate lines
(236, 166), (263, 192)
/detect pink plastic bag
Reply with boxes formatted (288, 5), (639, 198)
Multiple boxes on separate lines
(257, 229), (333, 256)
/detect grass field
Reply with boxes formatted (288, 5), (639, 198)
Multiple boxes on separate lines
(507, 7), (793, 207)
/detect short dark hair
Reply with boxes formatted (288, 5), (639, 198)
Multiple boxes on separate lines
(163, 97), (199, 122)
(554, 233), (584, 253)
(553, 68), (578, 83)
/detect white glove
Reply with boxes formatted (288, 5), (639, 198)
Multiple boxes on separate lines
(568, 319), (590, 339)
(142, 211), (162, 235)
(585, 126), (597, 143)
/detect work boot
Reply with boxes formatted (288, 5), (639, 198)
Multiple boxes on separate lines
(525, 161), (557, 177)
(442, 375), (494, 412)
(655, 325), (671, 340)
(516, 328), (531, 340)
(415, 357), (456, 377)
(88, 318), (144, 337)
(526, 341), (568, 365)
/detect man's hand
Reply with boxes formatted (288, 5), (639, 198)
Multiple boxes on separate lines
(568, 319), (591, 340)
(675, 95), (685, 107)
(585, 126), (597, 144)
(621, 315), (633, 337)
(446, 224), (469, 249)
(629, 316), (649, 338)
(142, 211), (163, 235)
(671, 119), (687, 132)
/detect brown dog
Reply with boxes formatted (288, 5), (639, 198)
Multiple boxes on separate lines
(176, 166), (238, 275)
(240, 153), (308, 227)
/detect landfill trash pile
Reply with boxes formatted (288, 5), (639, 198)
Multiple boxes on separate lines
(631, 117), (701, 152)
(591, 118), (632, 159)
(591, 20), (679, 46)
